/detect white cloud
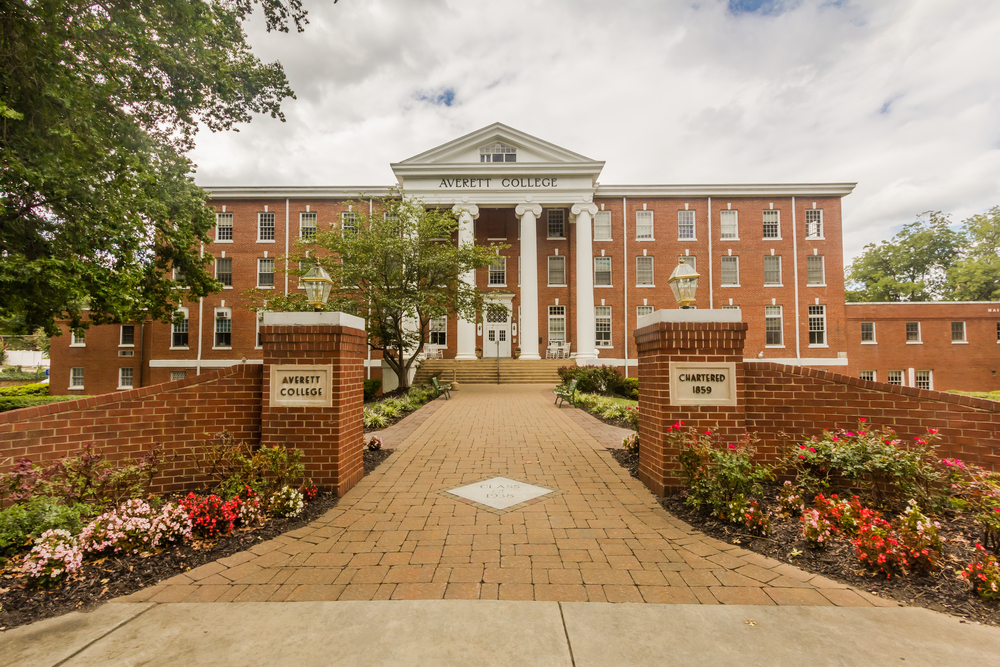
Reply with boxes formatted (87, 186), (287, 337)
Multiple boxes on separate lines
(190, 0), (1000, 261)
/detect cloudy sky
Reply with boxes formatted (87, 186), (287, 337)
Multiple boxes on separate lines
(190, 0), (1000, 262)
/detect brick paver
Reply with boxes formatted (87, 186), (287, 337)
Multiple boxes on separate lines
(117, 385), (896, 607)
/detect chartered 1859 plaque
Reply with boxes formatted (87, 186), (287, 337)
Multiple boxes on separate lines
(270, 365), (333, 408)
(669, 361), (737, 406)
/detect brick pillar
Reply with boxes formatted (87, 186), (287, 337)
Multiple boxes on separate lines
(635, 310), (748, 496)
(260, 312), (366, 497)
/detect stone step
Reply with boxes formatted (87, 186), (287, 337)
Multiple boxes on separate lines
(412, 359), (571, 385)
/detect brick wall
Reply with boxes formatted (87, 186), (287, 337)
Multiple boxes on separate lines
(0, 365), (262, 495)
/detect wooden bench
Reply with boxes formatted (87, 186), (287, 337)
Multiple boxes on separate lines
(431, 376), (451, 400)
(553, 379), (578, 408)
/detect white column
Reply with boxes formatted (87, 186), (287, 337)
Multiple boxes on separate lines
(515, 203), (542, 361)
(452, 203), (479, 360)
(572, 203), (599, 366)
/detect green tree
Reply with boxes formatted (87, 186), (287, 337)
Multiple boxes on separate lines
(245, 195), (505, 389)
(845, 212), (961, 301)
(0, 0), (310, 336)
(946, 206), (1000, 301)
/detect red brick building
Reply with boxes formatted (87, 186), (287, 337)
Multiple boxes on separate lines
(47, 123), (999, 395)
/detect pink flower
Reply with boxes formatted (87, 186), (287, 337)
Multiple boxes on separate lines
(809, 447), (816, 453)
(845, 431), (855, 437)
(859, 418), (866, 422)
(728, 444), (736, 449)
(705, 429), (712, 435)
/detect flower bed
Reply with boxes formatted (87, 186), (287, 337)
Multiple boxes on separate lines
(363, 384), (439, 431)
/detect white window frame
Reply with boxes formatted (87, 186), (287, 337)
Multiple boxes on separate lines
(805, 209), (824, 239)
(762, 210), (780, 239)
(257, 257), (275, 288)
(763, 256), (782, 286)
(594, 210), (612, 241)
(637, 305), (654, 319)
(765, 305), (783, 347)
(952, 321), (967, 343)
(719, 209), (738, 240)
(119, 324), (135, 348)
(118, 367), (134, 390)
(859, 370), (876, 382)
(488, 256), (507, 286)
(546, 209), (566, 239)
(214, 308), (232, 350)
(720, 256), (740, 287)
(341, 211), (359, 236)
(429, 317), (447, 347)
(594, 257), (612, 287)
(806, 255), (825, 286)
(479, 142), (517, 162)
(70, 329), (86, 347)
(216, 256), (233, 288)
(635, 256), (654, 287)
(215, 212), (233, 243)
(172, 266), (187, 286)
(915, 370), (933, 390)
(69, 367), (85, 390)
(808, 304), (827, 347)
(887, 370), (903, 386)
(906, 321), (921, 344)
(171, 308), (190, 350)
(257, 212), (276, 242)
(256, 309), (264, 349)
(678, 210), (696, 240)
(548, 255), (567, 286)
(636, 210), (654, 240)
(548, 305), (566, 343)
(595, 306), (612, 348)
(170, 370), (187, 382)
(860, 321), (876, 344)
(300, 211), (318, 239)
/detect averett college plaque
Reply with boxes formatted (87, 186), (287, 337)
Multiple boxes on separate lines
(270, 365), (333, 408)
(669, 361), (737, 406)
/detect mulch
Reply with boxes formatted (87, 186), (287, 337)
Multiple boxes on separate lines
(609, 448), (1000, 627)
(0, 448), (395, 632)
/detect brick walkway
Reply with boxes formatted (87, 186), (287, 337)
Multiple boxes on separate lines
(122, 385), (894, 606)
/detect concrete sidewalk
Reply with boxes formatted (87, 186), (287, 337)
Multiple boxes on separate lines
(4, 600), (1000, 667)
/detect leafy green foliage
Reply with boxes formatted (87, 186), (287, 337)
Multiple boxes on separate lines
(557, 365), (633, 398)
(0, 1), (307, 335)
(190, 433), (304, 501)
(245, 195), (505, 389)
(946, 205), (1000, 301)
(363, 379), (382, 402)
(0, 496), (95, 558)
(0, 396), (81, 414)
(0, 383), (49, 397)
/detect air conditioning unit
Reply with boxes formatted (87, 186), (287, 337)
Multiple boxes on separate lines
(118, 350), (134, 357)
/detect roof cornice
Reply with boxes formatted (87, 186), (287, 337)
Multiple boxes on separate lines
(203, 186), (393, 199)
(594, 183), (857, 197)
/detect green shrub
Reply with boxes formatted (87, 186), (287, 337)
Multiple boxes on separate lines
(0, 395), (79, 413)
(363, 379), (381, 402)
(0, 382), (49, 397)
(557, 365), (628, 396)
(0, 368), (48, 382)
(363, 409), (388, 430)
(0, 496), (95, 558)
(620, 377), (639, 400)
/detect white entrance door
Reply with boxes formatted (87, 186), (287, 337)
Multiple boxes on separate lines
(485, 303), (511, 358)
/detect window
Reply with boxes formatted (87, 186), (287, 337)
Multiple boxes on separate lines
(70, 367), (84, 389)
(952, 321), (966, 342)
(906, 321), (921, 343)
(342, 211), (358, 236)
(479, 142), (516, 162)
(860, 370), (875, 382)
(170, 370), (186, 382)
(808, 305), (826, 345)
(256, 309), (264, 348)
(887, 370), (903, 386)
(70, 329), (86, 346)
(216, 257), (232, 287)
(678, 210), (695, 240)
(765, 305), (783, 346)
(636, 256), (654, 286)
(596, 306), (612, 347)
(595, 257), (612, 286)
(720, 209), (738, 239)
(763, 256), (782, 286)
(806, 255), (825, 285)
(300, 212), (317, 239)
(548, 306), (566, 342)
(215, 309), (232, 348)
(429, 317), (447, 346)
(173, 266), (186, 285)
(916, 370), (933, 390)
(548, 256), (566, 286)
(216, 212), (233, 241)
(637, 305), (654, 318)
(258, 212), (275, 241)
(547, 209), (565, 238)
(636, 210), (654, 240)
(721, 305), (740, 310)
(594, 211), (612, 241)
(118, 367), (133, 389)
(861, 322), (876, 343)
(805, 209), (823, 238)
(258, 258), (275, 287)
(677, 256), (696, 272)
(762, 210), (780, 239)
(172, 310), (189, 348)
(997, 321), (1000, 342)
(488, 256), (506, 286)
(721, 256), (739, 286)
(120, 325), (135, 346)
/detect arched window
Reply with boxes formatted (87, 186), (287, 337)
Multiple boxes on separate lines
(479, 142), (516, 163)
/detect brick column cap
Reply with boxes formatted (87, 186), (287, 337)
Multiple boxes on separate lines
(261, 311), (365, 332)
(637, 308), (742, 328)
